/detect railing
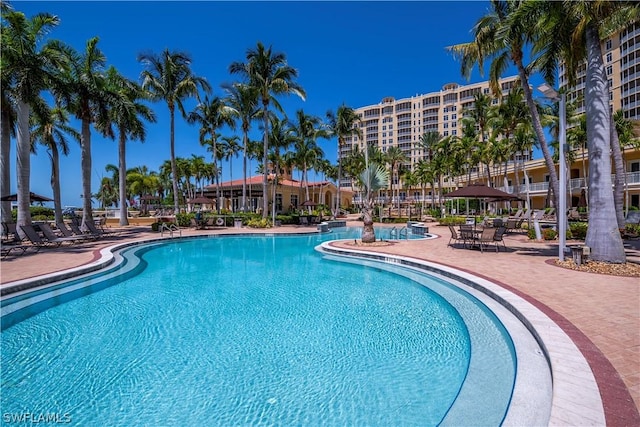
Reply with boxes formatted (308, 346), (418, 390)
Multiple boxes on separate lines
(160, 222), (181, 238)
(399, 227), (408, 240)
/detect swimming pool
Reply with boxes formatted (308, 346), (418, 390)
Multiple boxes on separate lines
(1, 229), (524, 426)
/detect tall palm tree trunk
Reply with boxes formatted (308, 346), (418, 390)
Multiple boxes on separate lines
(80, 117), (94, 228)
(610, 115), (625, 229)
(170, 106), (180, 213)
(0, 110), (12, 224)
(15, 99), (32, 239)
(49, 144), (64, 225)
(242, 135), (248, 212)
(118, 132), (129, 226)
(262, 105), (269, 219)
(584, 25), (625, 262)
(336, 139), (343, 218)
(516, 64), (559, 212)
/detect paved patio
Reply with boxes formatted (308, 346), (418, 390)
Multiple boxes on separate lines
(1, 220), (639, 425)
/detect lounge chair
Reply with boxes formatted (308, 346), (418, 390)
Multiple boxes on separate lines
(83, 220), (118, 237)
(68, 220), (97, 239)
(30, 223), (83, 246)
(39, 222), (90, 245)
(56, 222), (98, 241)
(20, 224), (65, 248)
(1, 243), (33, 258)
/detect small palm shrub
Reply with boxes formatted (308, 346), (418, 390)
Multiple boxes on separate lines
(542, 228), (557, 240)
(569, 223), (588, 240)
(175, 213), (194, 227)
(247, 218), (271, 228)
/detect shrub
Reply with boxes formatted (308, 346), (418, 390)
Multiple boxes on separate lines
(438, 216), (466, 226)
(31, 206), (54, 219)
(247, 218), (271, 228)
(175, 213), (194, 227)
(569, 222), (588, 240)
(527, 228), (537, 240)
(151, 222), (160, 232)
(542, 228), (557, 240)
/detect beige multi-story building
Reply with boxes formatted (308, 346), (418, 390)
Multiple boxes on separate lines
(344, 76), (523, 200)
(559, 21), (639, 120)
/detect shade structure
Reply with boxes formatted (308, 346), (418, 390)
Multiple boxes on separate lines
(188, 196), (215, 205)
(301, 200), (317, 207)
(0, 192), (53, 202)
(447, 183), (521, 201)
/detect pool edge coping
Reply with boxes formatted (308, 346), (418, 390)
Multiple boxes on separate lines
(317, 240), (606, 427)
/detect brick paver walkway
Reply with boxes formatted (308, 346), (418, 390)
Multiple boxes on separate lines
(2, 221), (639, 424)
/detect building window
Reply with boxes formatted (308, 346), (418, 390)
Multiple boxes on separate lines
(443, 131), (449, 136)
(443, 115), (448, 121)
(452, 114), (457, 120)
(276, 193), (283, 211)
(605, 39), (612, 50)
(606, 65), (612, 75)
(452, 130), (457, 136)
(290, 194), (298, 208)
(606, 52), (612, 63)
(630, 161), (640, 172)
(484, 88), (490, 94)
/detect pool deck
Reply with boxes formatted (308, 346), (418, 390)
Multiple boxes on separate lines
(1, 219), (639, 426)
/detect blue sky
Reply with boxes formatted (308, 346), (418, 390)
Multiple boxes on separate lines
(12, 1), (531, 207)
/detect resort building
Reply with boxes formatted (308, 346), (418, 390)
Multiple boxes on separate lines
(560, 21), (640, 120)
(345, 22), (640, 213)
(341, 75), (524, 194)
(202, 168), (348, 214)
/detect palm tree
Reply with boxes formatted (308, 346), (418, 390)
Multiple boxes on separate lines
(222, 82), (259, 212)
(467, 92), (493, 184)
(527, 0), (638, 262)
(1, 10), (65, 237)
(230, 42), (306, 218)
(267, 115), (296, 222)
(187, 95), (233, 213)
(0, 45), (16, 224)
(384, 146), (408, 214)
(447, 0), (561, 219)
(291, 109), (326, 208)
(102, 66), (156, 225)
(31, 104), (80, 224)
(189, 154), (207, 198)
(326, 104), (362, 217)
(139, 49), (211, 212)
(58, 37), (114, 229)
(614, 109), (640, 215)
(220, 134), (241, 210)
(359, 153), (389, 243)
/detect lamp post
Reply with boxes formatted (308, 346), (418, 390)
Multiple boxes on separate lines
(538, 83), (567, 261)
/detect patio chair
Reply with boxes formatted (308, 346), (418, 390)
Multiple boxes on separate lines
(493, 226), (508, 252)
(458, 224), (475, 247)
(476, 227), (498, 253)
(505, 218), (518, 233)
(447, 225), (466, 248)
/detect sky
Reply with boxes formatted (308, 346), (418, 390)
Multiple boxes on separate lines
(10, 1), (533, 208)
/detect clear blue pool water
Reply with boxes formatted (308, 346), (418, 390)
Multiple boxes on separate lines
(1, 228), (515, 426)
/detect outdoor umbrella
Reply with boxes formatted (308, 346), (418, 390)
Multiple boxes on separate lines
(301, 200), (317, 207)
(1, 192), (54, 203)
(447, 183), (521, 229)
(188, 196), (215, 206)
